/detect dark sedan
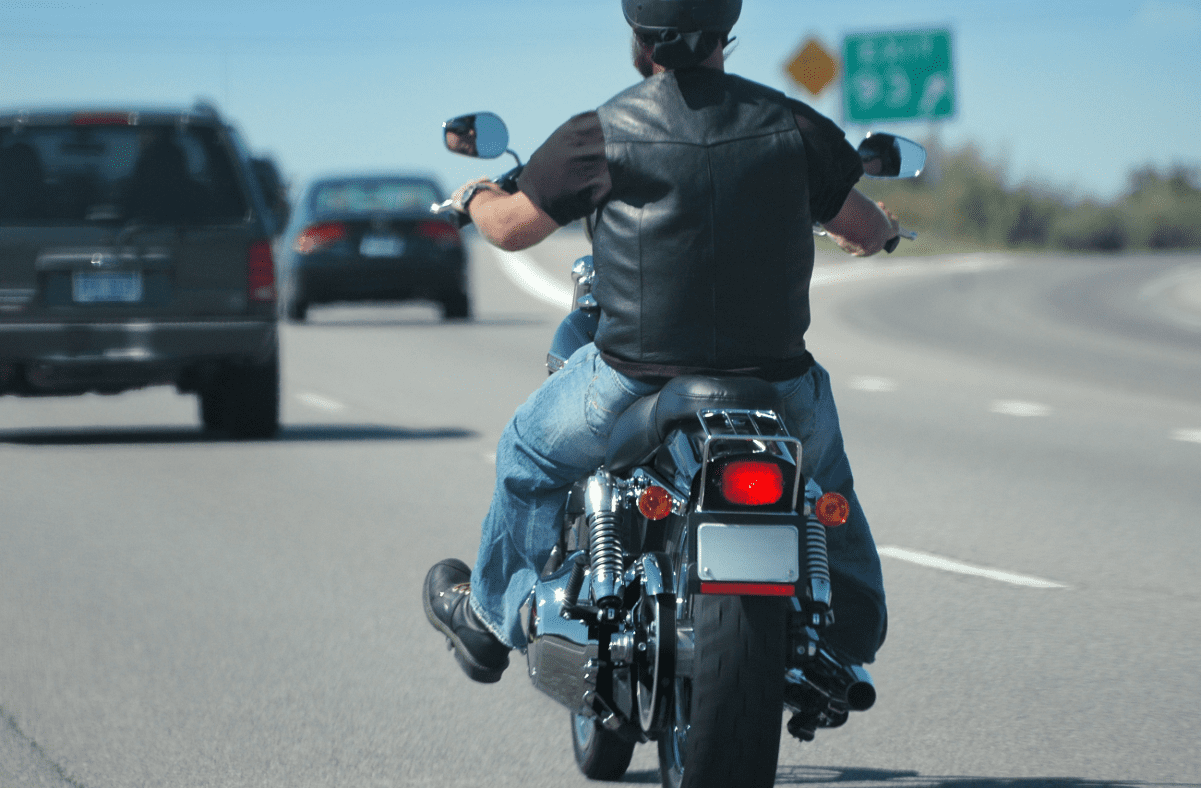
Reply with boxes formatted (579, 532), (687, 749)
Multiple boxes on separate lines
(278, 175), (469, 321)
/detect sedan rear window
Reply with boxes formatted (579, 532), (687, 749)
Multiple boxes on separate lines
(311, 180), (440, 217)
(0, 124), (247, 225)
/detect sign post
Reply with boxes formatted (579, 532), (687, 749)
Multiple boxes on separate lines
(842, 29), (955, 123)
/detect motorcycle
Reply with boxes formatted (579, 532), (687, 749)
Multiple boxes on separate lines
(433, 112), (924, 788)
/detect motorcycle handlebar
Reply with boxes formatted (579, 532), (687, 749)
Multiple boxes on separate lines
(429, 165), (525, 229)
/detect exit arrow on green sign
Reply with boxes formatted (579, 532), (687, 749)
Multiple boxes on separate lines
(843, 29), (955, 123)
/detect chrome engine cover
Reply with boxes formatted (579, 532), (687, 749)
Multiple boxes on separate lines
(526, 556), (597, 715)
(527, 552), (675, 723)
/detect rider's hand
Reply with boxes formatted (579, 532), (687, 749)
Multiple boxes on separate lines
(827, 198), (901, 257)
(450, 177), (504, 215)
(877, 201), (900, 237)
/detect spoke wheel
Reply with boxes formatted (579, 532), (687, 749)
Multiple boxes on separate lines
(570, 711), (635, 781)
(636, 580), (675, 735)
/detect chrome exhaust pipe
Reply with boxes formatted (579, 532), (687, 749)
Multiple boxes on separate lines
(784, 659), (876, 715)
(844, 664), (876, 711)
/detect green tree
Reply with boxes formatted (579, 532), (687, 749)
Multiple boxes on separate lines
(857, 140), (1200, 253)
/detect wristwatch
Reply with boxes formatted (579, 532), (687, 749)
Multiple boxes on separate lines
(458, 181), (492, 214)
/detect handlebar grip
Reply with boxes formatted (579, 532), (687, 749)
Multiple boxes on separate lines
(884, 235), (900, 254)
(495, 164), (525, 194)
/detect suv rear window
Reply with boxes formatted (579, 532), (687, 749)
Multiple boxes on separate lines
(311, 179), (439, 217)
(0, 123), (247, 225)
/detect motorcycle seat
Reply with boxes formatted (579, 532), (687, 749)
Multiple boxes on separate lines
(605, 375), (782, 475)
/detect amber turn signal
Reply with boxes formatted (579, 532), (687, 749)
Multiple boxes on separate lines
(638, 486), (673, 520)
(815, 492), (850, 527)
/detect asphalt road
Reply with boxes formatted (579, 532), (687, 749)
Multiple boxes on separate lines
(2, 234), (1199, 788)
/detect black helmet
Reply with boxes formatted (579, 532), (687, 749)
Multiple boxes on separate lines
(622, 0), (741, 35)
(623, 0), (741, 69)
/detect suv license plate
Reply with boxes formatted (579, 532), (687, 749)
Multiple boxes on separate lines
(73, 271), (144, 303)
(360, 234), (405, 258)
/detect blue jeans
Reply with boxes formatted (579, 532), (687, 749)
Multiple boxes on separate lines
(470, 343), (887, 664)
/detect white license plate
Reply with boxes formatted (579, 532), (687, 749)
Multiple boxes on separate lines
(696, 524), (799, 583)
(72, 271), (143, 303)
(359, 234), (405, 258)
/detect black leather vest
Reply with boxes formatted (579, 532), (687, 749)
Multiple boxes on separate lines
(592, 69), (815, 371)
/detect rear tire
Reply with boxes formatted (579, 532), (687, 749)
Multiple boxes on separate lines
(441, 288), (471, 320)
(658, 592), (786, 788)
(284, 296), (308, 322)
(570, 712), (636, 781)
(199, 384), (225, 432)
(199, 353), (280, 440)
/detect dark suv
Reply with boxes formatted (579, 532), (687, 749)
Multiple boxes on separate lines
(0, 102), (283, 438)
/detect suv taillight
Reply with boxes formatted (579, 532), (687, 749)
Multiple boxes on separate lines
(248, 240), (276, 302)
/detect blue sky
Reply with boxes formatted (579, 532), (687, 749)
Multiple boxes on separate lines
(2, 0), (1199, 203)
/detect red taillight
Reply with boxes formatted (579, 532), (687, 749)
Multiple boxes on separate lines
(294, 222), (347, 253)
(719, 459), (785, 506)
(418, 220), (461, 248)
(72, 112), (131, 126)
(814, 492), (850, 527)
(248, 240), (275, 302)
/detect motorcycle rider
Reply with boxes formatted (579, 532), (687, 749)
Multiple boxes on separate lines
(425, 0), (901, 698)
(443, 115), (479, 157)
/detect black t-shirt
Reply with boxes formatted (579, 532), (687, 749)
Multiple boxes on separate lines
(517, 97), (863, 228)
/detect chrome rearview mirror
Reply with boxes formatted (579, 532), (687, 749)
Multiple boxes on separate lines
(442, 112), (510, 160)
(858, 132), (926, 178)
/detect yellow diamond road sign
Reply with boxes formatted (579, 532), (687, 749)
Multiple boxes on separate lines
(786, 37), (838, 97)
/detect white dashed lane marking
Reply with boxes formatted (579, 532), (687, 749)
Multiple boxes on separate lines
(296, 392), (346, 411)
(878, 546), (1069, 589)
(1173, 429), (1201, 444)
(990, 400), (1052, 417)
(847, 376), (898, 392)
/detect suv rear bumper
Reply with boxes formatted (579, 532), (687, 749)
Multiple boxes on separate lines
(0, 320), (277, 395)
(0, 319), (276, 362)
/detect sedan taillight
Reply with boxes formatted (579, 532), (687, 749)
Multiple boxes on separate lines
(417, 220), (461, 248)
(294, 222), (347, 253)
(248, 240), (275, 302)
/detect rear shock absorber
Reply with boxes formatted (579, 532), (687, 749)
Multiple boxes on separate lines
(803, 513), (832, 612)
(584, 470), (625, 607)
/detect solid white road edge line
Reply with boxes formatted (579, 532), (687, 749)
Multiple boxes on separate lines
(491, 248), (574, 310)
(877, 545), (1069, 589)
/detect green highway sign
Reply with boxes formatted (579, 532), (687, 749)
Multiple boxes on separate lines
(842, 29), (955, 123)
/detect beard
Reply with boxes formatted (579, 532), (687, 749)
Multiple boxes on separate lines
(632, 33), (655, 78)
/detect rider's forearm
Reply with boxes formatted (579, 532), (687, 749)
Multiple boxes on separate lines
(469, 190), (560, 252)
(821, 189), (899, 257)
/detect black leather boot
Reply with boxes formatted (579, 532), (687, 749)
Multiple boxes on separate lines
(422, 558), (510, 683)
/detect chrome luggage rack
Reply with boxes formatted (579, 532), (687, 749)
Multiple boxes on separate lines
(695, 408), (804, 512)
